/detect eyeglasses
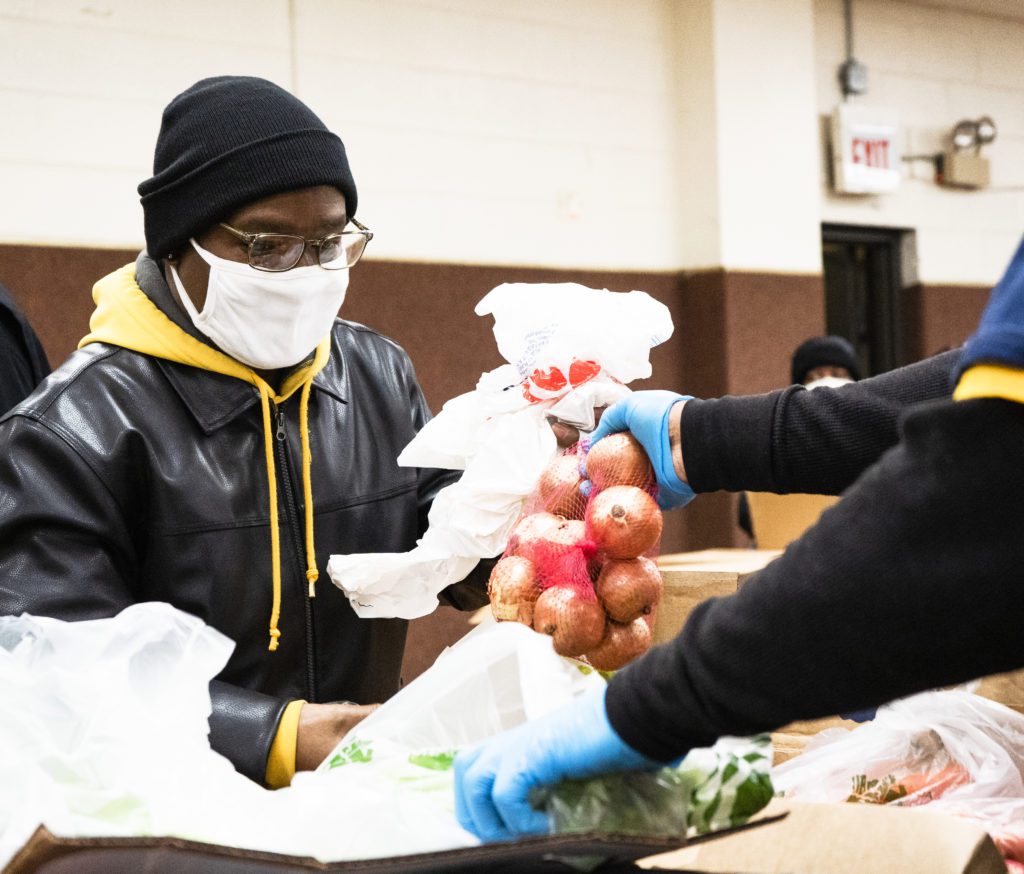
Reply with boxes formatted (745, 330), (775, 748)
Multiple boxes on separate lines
(218, 218), (374, 272)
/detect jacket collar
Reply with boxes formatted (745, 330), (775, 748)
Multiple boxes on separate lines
(134, 253), (347, 433)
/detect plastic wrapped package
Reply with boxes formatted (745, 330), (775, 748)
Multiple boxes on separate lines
(773, 690), (1024, 864)
(327, 281), (673, 619)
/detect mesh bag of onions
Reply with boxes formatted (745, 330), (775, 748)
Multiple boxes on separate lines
(487, 432), (664, 671)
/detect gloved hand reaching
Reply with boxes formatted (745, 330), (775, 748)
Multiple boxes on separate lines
(453, 685), (660, 842)
(587, 390), (695, 510)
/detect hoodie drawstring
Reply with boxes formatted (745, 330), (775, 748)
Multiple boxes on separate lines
(299, 380), (319, 600)
(257, 384), (284, 652)
(259, 379), (321, 652)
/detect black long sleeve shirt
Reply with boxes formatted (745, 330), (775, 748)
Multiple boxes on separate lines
(0, 283), (50, 415)
(606, 350), (1024, 761)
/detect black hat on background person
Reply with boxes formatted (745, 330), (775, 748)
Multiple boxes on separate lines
(791, 335), (862, 386)
(138, 75), (358, 259)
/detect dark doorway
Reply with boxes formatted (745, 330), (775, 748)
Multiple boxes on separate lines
(821, 224), (907, 377)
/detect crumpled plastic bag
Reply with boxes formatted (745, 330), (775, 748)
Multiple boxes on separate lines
(0, 602), (249, 867)
(773, 690), (1024, 864)
(327, 281), (673, 619)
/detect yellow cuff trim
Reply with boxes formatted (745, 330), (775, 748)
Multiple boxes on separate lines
(266, 699), (306, 789)
(953, 364), (1024, 405)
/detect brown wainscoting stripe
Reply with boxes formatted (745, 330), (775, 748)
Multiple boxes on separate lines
(722, 271), (826, 395)
(902, 283), (989, 363)
(1, 243), (849, 552)
(0, 244), (139, 368)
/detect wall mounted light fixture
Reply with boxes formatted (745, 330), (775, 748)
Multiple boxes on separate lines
(902, 116), (997, 190)
(943, 116), (996, 188)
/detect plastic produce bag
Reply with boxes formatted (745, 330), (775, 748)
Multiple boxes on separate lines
(773, 690), (1024, 864)
(540, 734), (772, 839)
(328, 281), (673, 619)
(315, 623), (772, 853)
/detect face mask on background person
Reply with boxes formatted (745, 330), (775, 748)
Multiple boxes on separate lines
(170, 238), (349, 370)
(805, 374), (854, 391)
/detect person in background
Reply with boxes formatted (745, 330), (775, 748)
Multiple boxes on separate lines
(790, 333), (861, 389)
(0, 76), (487, 789)
(455, 238), (1024, 841)
(0, 281), (50, 413)
(738, 333), (862, 541)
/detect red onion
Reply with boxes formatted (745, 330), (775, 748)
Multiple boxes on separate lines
(585, 617), (652, 671)
(586, 485), (662, 559)
(595, 557), (663, 623)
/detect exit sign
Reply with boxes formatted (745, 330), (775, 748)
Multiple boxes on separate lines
(831, 104), (902, 194)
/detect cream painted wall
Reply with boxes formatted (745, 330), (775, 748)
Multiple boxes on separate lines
(0, 0), (1020, 281)
(814, 0), (1024, 285)
(710, 0), (822, 273)
(0, 0), (683, 270)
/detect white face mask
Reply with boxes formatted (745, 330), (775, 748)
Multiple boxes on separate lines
(170, 238), (349, 370)
(805, 375), (854, 391)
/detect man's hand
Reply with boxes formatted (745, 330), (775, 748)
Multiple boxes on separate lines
(453, 686), (659, 842)
(295, 702), (378, 772)
(548, 407), (607, 448)
(588, 391), (695, 510)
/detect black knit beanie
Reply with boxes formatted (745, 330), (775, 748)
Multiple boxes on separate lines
(791, 335), (861, 384)
(138, 76), (357, 259)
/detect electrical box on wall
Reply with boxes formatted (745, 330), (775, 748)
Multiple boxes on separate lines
(830, 104), (901, 195)
(941, 152), (991, 189)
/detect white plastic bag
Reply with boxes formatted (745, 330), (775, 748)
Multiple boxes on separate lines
(0, 603), (248, 866)
(0, 606), (600, 865)
(773, 690), (1024, 863)
(292, 621), (605, 858)
(328, 281), (673, 618)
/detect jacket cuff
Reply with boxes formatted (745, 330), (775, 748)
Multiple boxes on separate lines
(209, 679), (291, 785)
(266, 699), (306, 789)
(680, 394), (780, 493)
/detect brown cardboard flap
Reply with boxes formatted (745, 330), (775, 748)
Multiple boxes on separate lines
(3, 826), (692, 874)
(638, 800), (1007, 874)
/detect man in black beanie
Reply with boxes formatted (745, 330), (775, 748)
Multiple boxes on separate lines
(0, 76), (487, 787)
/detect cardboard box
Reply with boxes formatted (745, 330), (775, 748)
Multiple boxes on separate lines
(654, 549), (780, 646)
(3, 828), (689, 873)
(640, 800), (1007, 874)
(744, 492), (839, 550)
(6, 802), (1005, 874)
(976, 668), (1024, 716)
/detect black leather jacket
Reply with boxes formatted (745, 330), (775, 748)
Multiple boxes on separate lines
(0, 254), (487, 782)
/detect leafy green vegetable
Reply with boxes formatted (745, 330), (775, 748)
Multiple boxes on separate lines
(539, 734), (774, 840)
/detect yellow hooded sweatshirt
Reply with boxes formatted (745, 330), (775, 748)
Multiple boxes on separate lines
(79, 263), (330, 653)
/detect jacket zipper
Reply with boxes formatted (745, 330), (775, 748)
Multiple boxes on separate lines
(274, 403), (319, 702)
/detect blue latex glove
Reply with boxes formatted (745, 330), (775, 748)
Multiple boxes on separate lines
(586, 390), (695, 510)
(454, 685), (659, 842)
